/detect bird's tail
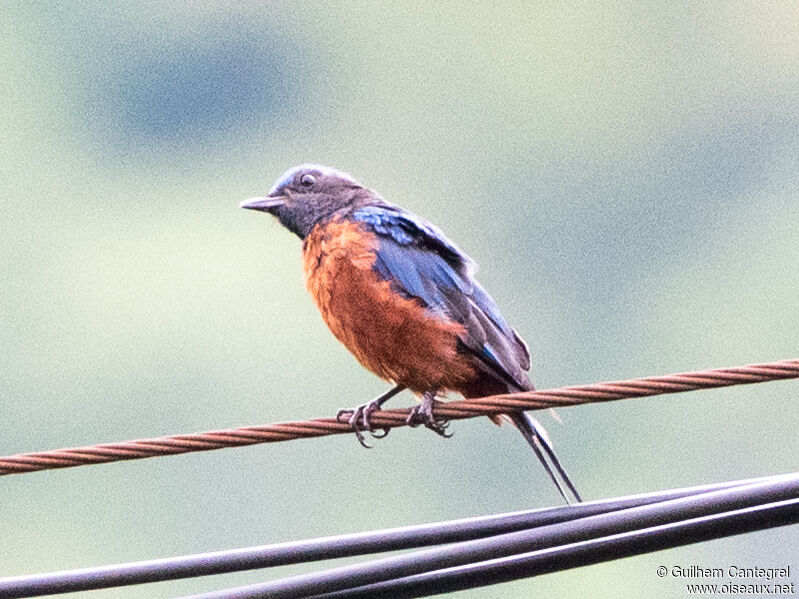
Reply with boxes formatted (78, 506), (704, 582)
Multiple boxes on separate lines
(506, 411), (582, 504)
(463, 352), (582, 504)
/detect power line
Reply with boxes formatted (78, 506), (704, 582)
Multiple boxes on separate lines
(183, 475), (799, 599)
(1, 474), (794, 597)
(1, 358), (796, 476)
(309, 499), (799, 599)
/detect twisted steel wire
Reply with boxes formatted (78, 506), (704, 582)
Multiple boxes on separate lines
(1, 358), (796, 476)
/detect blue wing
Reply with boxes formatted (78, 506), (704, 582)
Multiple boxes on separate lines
(351, 205), (531, 388)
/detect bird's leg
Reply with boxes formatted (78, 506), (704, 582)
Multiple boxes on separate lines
(337, 385), (405, 448)
(406, 390), (453, 438)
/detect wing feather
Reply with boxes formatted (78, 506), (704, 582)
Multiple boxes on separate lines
(351, 205), (531, 387)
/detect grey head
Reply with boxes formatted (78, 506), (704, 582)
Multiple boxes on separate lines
(240, 164), (376, 238)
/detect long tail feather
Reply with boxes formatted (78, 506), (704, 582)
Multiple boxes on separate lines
(508, 411), (582, 504)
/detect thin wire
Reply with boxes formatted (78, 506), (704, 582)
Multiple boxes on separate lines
(179, 475), (799, 599)
(1, 358), (797, 476)
(2, 475), (780, 597)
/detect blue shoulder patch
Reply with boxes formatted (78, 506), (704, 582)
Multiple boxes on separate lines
(351, 208), (416, 245)
(351, 205), (471, 313)
(351, 205), (510, 331)
(351, 204), (528, 384)
(352, 205), (473, 268)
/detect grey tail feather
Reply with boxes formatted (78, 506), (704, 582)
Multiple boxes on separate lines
(508, 411), (583, 504)
(460, 344), (582, 503)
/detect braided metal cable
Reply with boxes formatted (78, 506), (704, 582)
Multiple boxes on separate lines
(1, 358), (796, 476)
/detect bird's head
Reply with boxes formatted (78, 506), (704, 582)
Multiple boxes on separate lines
(240, 164), (369, 238)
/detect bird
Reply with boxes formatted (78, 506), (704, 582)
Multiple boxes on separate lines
(241, 164), (581, 503)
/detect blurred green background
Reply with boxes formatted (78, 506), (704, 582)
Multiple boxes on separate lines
(1, 2), (797, 597)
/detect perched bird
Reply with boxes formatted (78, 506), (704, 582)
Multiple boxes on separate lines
(241, 165), (581, 503)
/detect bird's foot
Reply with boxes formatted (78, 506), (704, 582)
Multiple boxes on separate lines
(337, 385), (405, 448)
(337, 399), (390, 449)
(406, 391), (453, 438)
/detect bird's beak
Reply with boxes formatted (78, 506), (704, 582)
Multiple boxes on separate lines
(239, 195), (286, 213)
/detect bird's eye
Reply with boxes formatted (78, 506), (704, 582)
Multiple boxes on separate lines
(300, 174), (316, 187)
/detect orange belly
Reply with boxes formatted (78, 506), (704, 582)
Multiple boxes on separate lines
(302, 219), (477, 393)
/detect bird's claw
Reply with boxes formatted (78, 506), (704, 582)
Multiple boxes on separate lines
(405, 399), (453, 438)
(336, 400), (390, 448)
